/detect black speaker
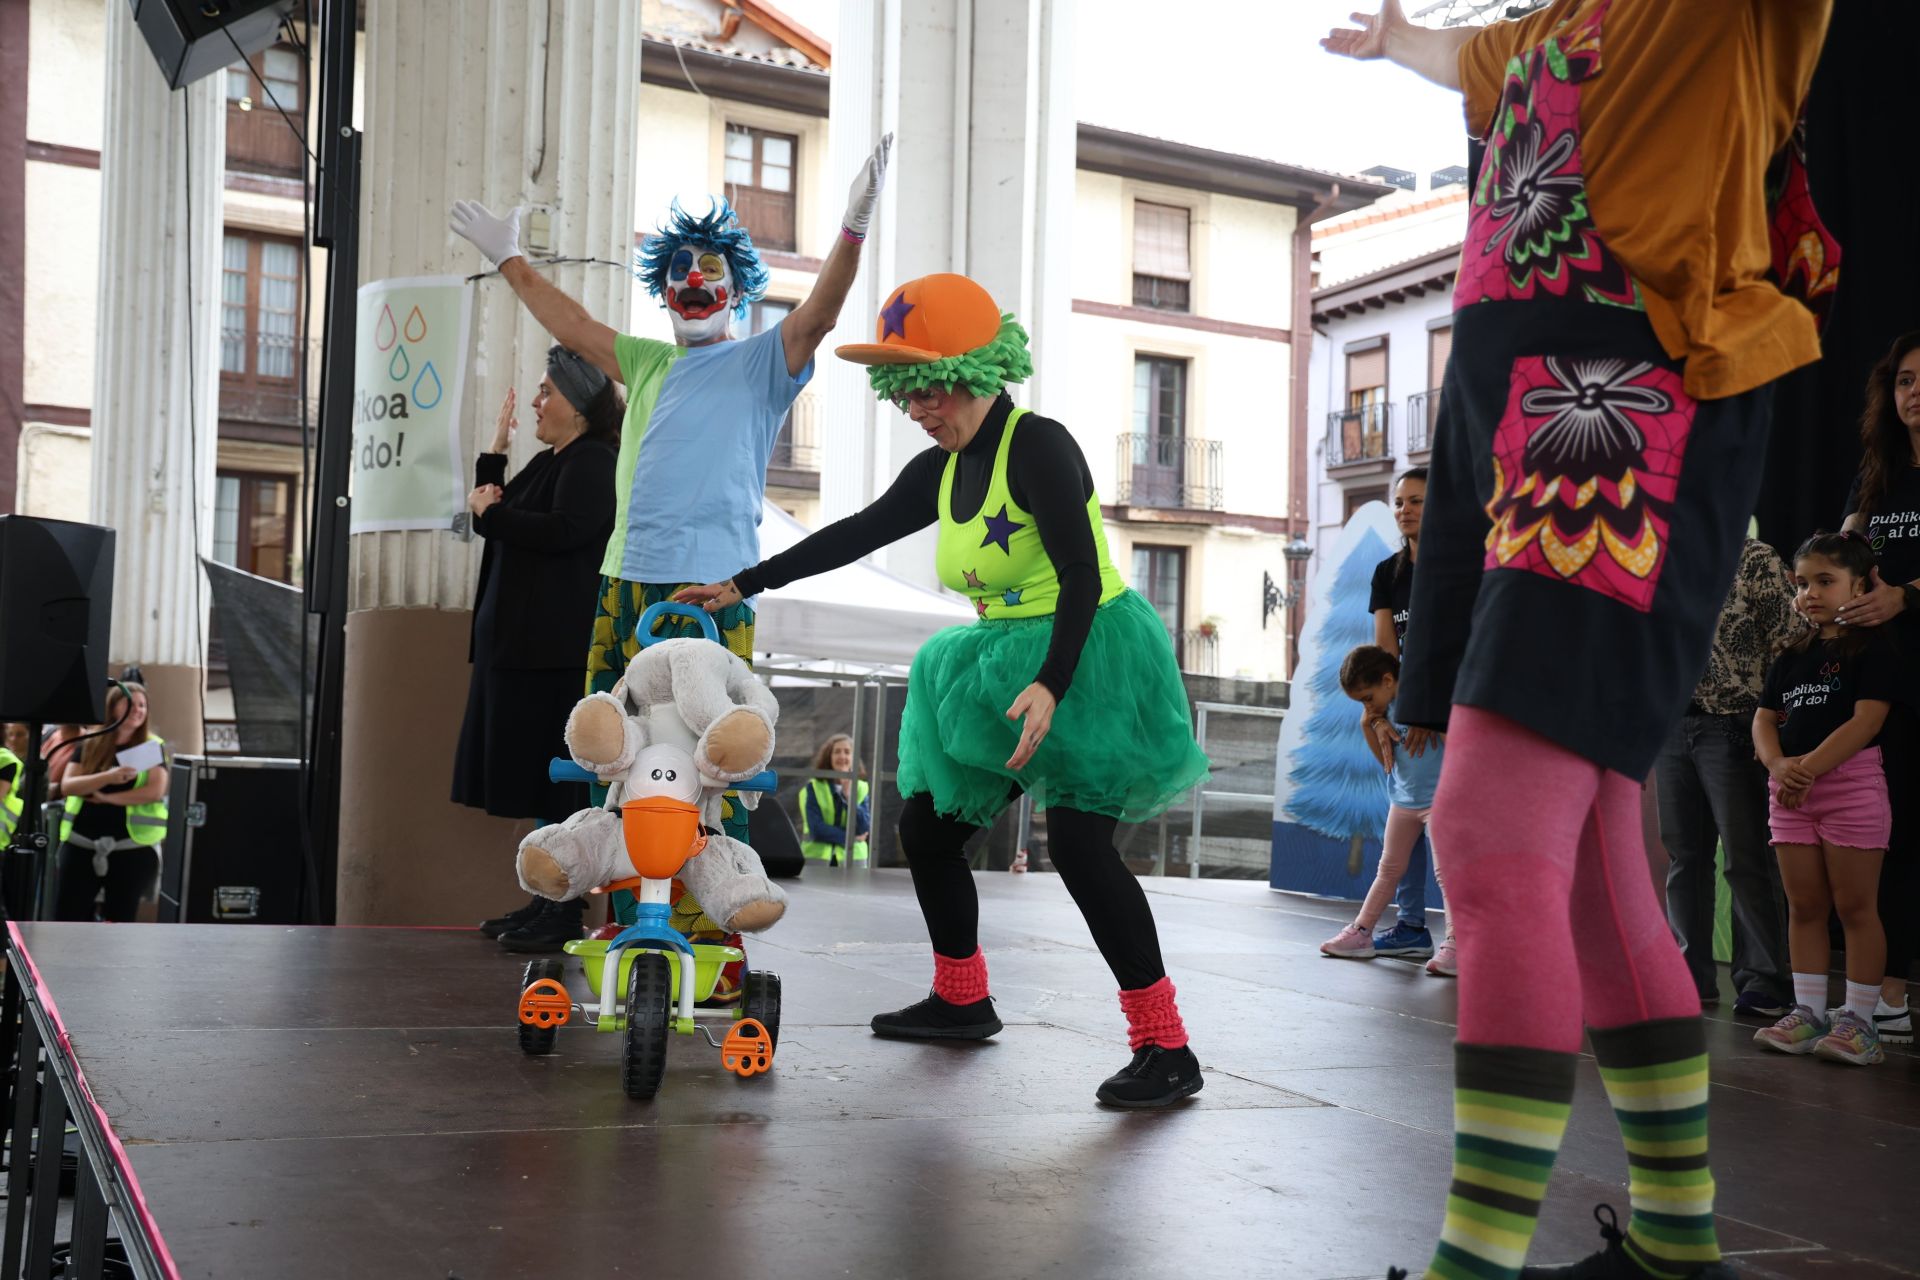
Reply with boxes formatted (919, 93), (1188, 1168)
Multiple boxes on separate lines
(159, 755), (318, 924)
(0, 516), (115, 725)
(127, 0), (295, 91)
(749, 797), (806, 879)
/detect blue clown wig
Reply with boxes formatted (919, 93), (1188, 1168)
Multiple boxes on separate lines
(633, 197), (770, 318)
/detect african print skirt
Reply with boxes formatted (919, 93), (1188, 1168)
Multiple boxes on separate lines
(1396, 299), (1774, 781)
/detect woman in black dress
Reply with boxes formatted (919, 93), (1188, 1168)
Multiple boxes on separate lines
(458, 347), (619, 949)
(1838, 330), (1920, 1044)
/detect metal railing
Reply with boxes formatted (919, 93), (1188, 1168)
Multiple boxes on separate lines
(1405, 387), (1442, 456)
(1112, 433), (1224, 510)
(768, 393), (820, 472)
(1325, 403), (1392, 468)
(1155, 700), (1288, 879)
(1177, 630), (1219, 676)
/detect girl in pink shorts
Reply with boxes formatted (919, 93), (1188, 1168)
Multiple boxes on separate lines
(1751, 532), (1897, 1066)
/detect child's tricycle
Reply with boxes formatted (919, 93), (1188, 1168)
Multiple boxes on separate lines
(514, 604), (782, 1100)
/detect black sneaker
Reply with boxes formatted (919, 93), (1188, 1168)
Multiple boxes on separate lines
(1732, 989), (1791, 1019)
(479, 896), (546, 940)
(869, 992), (1002, 1040)
(1520, 1204), (1738, 1278)
(1094, 1043), (1204, 1108)
(498, 898), (587, 954)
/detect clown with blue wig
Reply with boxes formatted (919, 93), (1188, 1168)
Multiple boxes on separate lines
(449, 135), (893, 936)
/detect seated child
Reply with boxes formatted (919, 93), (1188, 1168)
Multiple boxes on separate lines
(1320, 644), (1455, 976)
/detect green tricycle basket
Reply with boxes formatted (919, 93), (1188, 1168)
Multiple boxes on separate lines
(563, 938), (744, 1021)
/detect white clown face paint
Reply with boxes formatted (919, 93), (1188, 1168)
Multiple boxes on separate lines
(664, 243), (735, 345)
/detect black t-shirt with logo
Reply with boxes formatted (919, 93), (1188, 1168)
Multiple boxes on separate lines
(1759, 633), (1901, 759)
(1843, 465), (1920, 656)
(1369, 553), (1414, 646)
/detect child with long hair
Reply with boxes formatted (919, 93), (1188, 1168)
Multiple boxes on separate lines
(55, 683), (170, 922)
(1751, 533), (1896, 1066)
(1322, 645), (1455, 975)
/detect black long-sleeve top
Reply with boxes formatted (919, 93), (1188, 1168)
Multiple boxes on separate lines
(469, 437), (617, 669)
(732, 395), (1103, 700)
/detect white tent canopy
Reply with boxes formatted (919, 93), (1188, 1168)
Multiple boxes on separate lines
(751, 500), (973, 668)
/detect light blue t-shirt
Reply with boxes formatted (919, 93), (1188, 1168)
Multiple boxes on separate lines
(1385, 701), (1444, 810)
(606, 323), (813, 583)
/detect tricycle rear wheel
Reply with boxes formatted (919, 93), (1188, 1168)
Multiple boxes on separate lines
(518, 958), (565, 1056)
(740, 971), (781, 1050)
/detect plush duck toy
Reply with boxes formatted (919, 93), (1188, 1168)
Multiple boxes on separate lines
(514, 638), (787, 933)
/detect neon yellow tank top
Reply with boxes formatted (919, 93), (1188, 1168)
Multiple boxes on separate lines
(934, 408), (1126, 620)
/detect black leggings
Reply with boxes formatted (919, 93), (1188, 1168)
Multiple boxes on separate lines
(54, 842), (158, 922)
(1880, 708), (1918, 983)
(898, 791), (1167, 990)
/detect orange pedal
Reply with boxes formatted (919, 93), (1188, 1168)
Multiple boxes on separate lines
(517, 979), (572, 1029)
(721, 1018), (773, 1077)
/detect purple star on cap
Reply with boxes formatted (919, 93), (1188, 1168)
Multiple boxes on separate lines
(880, 292), (914, 341)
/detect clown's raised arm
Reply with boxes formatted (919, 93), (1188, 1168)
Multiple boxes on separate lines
(780, 133), (892, 377)
(448, 134), (892, 382)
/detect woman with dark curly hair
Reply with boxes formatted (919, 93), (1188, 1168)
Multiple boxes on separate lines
(1837, 329), (1920, 1048)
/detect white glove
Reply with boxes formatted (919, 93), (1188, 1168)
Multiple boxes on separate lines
(449, 199), (524, 267)
(840, 133), (893, 240)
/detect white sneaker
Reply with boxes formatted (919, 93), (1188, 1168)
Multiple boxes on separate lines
(1876, 999), (1912, 1045)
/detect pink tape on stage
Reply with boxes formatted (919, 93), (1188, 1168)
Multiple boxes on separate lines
(7, 921), (184, 1280)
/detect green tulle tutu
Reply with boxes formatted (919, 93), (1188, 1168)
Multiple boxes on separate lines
(897, 588), (1211, 826)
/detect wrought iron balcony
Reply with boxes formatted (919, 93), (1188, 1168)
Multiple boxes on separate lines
(1177, 629), (1219, 676)
(768, 392), (819, 474)
(1113, 433), (1224, 511)
(1325, 403), (1392, 470)
(1405, 387), (1442, 457)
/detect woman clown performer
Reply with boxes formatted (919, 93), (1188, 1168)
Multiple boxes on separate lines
(677, 274), (1213, 1108)
(1324, 2), (1833, 1278)
(449, 136), (892, 928)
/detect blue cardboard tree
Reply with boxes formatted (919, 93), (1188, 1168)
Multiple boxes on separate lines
(1285, 526), (1393, 863)
(1271, 503), (1430, 898)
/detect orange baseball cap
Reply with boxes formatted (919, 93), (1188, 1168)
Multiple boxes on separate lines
(835, 274), (1003, 365)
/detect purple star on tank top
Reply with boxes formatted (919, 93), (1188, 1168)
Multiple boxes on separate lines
(880, 293), (914, 340)
(981, 505), (1024, 553)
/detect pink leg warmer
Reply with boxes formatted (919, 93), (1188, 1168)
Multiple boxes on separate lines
(1117, 976), (1188, 1050)
(1432, 708), (1699, 1053)
(931, 947), (990, 1004)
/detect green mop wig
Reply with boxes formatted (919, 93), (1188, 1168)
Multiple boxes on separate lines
(866, 315), (1034, 401)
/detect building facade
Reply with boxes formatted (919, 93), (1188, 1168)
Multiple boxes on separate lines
(1305, 184), (1466, 553)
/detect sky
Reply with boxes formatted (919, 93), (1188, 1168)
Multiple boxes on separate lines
(773, 0), (1473, 182)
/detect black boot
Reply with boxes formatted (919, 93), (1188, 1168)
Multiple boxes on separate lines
(498, 898), (587, 954)
(1520, 1205), (1738, 1279)
(870, 992), (1002, 1040)
(478, 895), (545, 940)
(1094, 1043), (1203, 1108)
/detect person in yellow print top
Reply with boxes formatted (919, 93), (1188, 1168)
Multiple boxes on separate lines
(677, 274), (1212, 1108)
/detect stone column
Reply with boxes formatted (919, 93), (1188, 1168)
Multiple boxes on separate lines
(88, 2), (226, 754)
(820, 0), (1077, 588)
(339, 0), (641, 923)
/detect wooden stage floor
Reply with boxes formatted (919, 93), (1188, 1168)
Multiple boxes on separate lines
(12, 871), (1916, 1279)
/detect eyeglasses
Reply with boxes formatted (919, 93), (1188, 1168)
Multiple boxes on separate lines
(890, 388), (946, 412)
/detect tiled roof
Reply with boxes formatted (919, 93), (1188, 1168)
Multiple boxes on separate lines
(642, 31), (827, 73)
(1315, 187), (1469, 238)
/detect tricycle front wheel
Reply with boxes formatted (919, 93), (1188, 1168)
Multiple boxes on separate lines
(622, 952), (673, 1099)
(518, 958), (565, 1056)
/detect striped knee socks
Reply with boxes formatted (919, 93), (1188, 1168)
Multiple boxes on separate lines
(1428, 1044), (1576, 1280)
(1589, 1019), (1720, 1278)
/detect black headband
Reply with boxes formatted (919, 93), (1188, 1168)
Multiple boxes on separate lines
(547, 345), (612, 420)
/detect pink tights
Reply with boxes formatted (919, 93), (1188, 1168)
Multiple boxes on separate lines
(1431, 707), (1700, 1053)
(1354, 805), (1449, 939)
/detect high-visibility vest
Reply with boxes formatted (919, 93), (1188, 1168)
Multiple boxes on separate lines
(799, 777), (869, 864)
(0, 747), (21, 842)
(62, 735), (169, 847)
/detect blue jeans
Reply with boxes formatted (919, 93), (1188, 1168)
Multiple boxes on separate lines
(1393, 834), (1429, 929)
